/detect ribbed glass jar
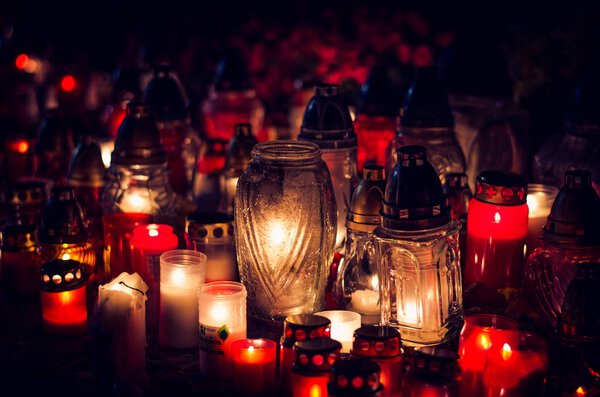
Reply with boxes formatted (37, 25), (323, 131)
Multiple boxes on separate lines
(234, 141), (336, 320)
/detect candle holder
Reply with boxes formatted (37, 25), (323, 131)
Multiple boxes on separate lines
(403, 347), (459, 397)
(198, 281), (247, 379)
(159, 249), (207, 348)
(335, 165), (385, 325)
(235, 141), (336, 321)
(523, 171), (600, 328)
(192, 138), (228, 211)
(375, 145), (463, 346)
(103, 213), (152, 281)
(291, 338), (342, 397)
(185, 212), (238, 282)
(40, 259), (87, 335)
(464, 170), (528, 310)
(33, 108), (74, 183)
(444, 172), (472, 275)
(298, 84), (358, 250)
(351, 325), (403, 397)
(315, 310), (361, 353)
(1, 224), (39, 295)
(525, 183), (559, 255)
(231, 338), (277, 396)
(328, 356), (383, 397)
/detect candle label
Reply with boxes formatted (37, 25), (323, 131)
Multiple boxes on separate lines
(147, 254), (161, 280)
(199, 323), (229, 354)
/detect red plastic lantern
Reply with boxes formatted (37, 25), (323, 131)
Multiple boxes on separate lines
(291, 338), (342, 397)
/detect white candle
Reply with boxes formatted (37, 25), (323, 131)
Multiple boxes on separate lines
(350, 289), (380, 314)
(315, 310), (361, 353)
(159, 250), (207, 348)
(526, 184), (558, 255)
(94, 272), (148, 384)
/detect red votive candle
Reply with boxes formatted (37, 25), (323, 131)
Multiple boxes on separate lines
(291, 338), (342, 397)
(40, 259), (87, 335)
(231, 338), (277, 396)
(103, 213), (152, 280)
(465, 171), (528, 309)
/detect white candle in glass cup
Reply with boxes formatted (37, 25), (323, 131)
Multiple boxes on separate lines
(526, 184), (559, 256)
(315, 310), (361, 353)
(159, 250), (207, 348)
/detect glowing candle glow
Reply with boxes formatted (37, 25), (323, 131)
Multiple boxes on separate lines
(98, 138), (115, 169)
(159, 250), (207, 348)
(525, 184), (558, 255)
(290, 338), (342, 397)
(315, 310), (361, 353)
(231, 338), (276, 396)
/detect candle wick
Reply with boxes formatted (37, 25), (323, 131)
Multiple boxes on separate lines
(119, 281), (146, 296)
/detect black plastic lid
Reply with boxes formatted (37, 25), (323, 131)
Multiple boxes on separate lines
(144, 65), (188, 121)
(35, 108), (72, 154)
(298, 84), (357, 149)
(328, 356), (382, 396)
(352, 325), (402, 359)
(39, 187), (87, 244)
(347, 166), (386, 232)
(381, 145), (451, 230)
(543, 170), (600, 245)
(185, 212), (234, 241)
(282, 314), (332, 349)
(67, 135), (108, 188)
(359, 64), (403, 118)
(213, 51), (251, 91)
(293, 338), (342, 374)
(224, 123), (258, 177)
(40, 259), (86, 292)
(474, 170), (527, 206)
(400, 66), (454, 129)
(404, 347), (459, 381)
(111, 102), (167, 165)
(444, 172), (469, 190)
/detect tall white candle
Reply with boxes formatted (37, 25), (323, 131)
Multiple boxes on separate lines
(159, 250), (207, 348)
(315, 310), (361, 353)
(94, 272), (148, 385)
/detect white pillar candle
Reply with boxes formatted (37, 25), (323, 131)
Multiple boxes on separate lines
(526, 184), (559, 255)
(198, 281), (247, 379)
(159, 250), (207, 348)
(94, 272), (148, 385)
(315, 310), (361, 353)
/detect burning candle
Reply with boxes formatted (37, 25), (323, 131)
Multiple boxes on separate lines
(40, 259), (87, 335)
(98, 138), (115, 169)
(526, 184), (558, 255)
(103, 213), (152, 280)
(94, 272), (148, 385)
(198, 281), (247, 379)
(159, 250), (207, 348)
(315, 310), (361, 353)
(291, 338), (342, 397)
(231, 338), (277, 396)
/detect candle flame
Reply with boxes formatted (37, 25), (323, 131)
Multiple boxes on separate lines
(527, 194), (540, 214)
(371, 275), (379, 290)
(171, 269), (185, 286)
(269, 222), (286, 246)
(248, 345), (255, 352)
(148, 225), (159, 237)
(501, 343), (512, 361)
(478, 333), (492, 350)
(61, 253), (71, 260)
(494, 212), (501, 224)
(576, 386), (586, 396)
(309, 384), (323, 397)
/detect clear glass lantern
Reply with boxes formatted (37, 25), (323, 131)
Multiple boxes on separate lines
(298, 84), (358, 250)
(102, 103), (177, 224)
(234, 141), (336, 321)
(376, 145), (462, 347)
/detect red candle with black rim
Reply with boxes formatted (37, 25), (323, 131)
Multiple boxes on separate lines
(291, 338), (342, 397)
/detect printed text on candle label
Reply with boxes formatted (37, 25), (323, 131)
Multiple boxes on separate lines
(199, 324), (229, 354)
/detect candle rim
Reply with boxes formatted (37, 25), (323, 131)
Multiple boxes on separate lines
(199, 280), (247, 299)
(231, 338), (277, 350)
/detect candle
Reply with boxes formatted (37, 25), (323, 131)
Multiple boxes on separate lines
(40, 260), (87, 335)
(291, 338), (342, 397)
(198, 281), (247, 379)
(315, 310), (361, 353)
(94, 272), (148, 385)
(98, 138), (115, 169)
(159, 250), (207, 348)
(103, 213), (152, 280)
(231, 338), (277, 396)
(131, 224), (179, 334)
(525, 184), (558, 255)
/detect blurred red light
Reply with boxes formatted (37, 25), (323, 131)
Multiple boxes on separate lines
(15, 54), (29, 70)
(8, 139), (30, 154)
(61, 75), (77, 92)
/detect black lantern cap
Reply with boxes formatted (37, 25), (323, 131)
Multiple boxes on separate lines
(347, 165), (386, 232)
(224, 123), (258, 177)
(299, 84), (357, 149)
(293, 338), (342, 374)
(34, 108), (72, 154)
(214, 51), (251, 91)
(474, 170), (527, 206)
(185, 212), (234, 241)
(352, 325), (402, 359)
(381, 145), (451, 230)
(404, 347), (459, 381)
(144, 65), (189, 121)
(328, 356), (382, 397)
(359, 64), (403, 118)
(557, 263), (600, 344)
(39, 187), (87, 244)
(400, 66), (454, 129)
(282, 314), (332, 349)
(444, 172), (469, 190)
(111, 102), (167, 166)
(67, 135), (108, 188)
(41, 259), (85, 292)
(543, 170), (600, 245)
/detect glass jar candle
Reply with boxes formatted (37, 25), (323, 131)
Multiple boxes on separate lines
(351, 325), (403, 397)
(159, 249), (207, 348)
(526, 184), (559, 255)
(376, 145), (462, 346)
(328, 356), (383, 397)
(403, 347), (459, 397)
(280, 314), (332, 397)
(291, 338), (342, 397)
(231, 338), (277, 396)
(40, 259), (87, 335)
(335, 165), (386, 325)
(315, 310), (361, 353)
(198, 281), (247, 379)
(192, 138), (228, 212)
(464, 171), (528, 310)
(1, 224), (39, 295)
(185, 212), (238, 282)
(298, 84), (358, 250)
(235, 141), (336, 321)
